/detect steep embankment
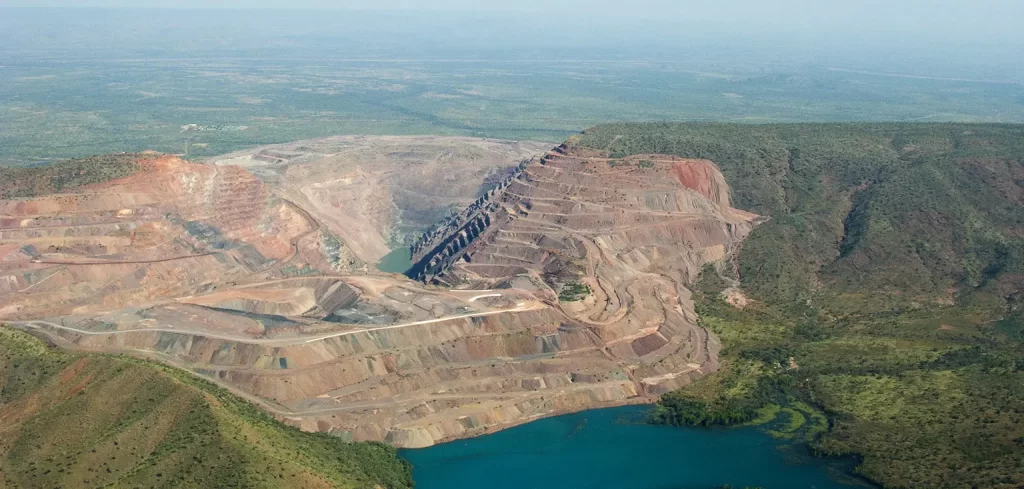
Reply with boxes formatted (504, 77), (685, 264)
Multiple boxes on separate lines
(210, 135), (549, 266)
(0, 329), (412, 489)
(575, 123), (1024, 489)
(442, 147), (762, 395)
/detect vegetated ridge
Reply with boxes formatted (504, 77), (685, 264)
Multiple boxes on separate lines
(575, 123), (1024, 489)
(0, 329), (412, 489)
(0, 153), (143, 199)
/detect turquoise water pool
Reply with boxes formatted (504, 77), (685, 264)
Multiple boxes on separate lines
(400, 405), (872, 489)
(376, 247), (413, 274)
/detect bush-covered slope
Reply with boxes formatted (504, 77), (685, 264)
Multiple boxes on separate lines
(577, 123), (1024, 307)
(576, 123), (1024, 489)
(0, 153), (143, 199)
(0, 329), (413, 489)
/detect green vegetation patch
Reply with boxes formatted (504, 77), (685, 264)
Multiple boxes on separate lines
(658, 266), (1024, 488)
(741, 404), (781, 427)
(0, 328), (413, 489)
(558, 281), (592, 302)
(589, 123), (1024, 489)
(0, 153), (143, 199)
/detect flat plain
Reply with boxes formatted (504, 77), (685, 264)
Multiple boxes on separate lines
(2, 9), (1023, 166)
(4, 57), (1022, 167)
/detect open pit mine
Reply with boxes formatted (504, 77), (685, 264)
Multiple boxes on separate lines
(0, 135), (760, 448)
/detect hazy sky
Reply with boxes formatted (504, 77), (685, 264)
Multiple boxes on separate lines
(1, 0), (1022, 44)
(1, 0), (1021, 31)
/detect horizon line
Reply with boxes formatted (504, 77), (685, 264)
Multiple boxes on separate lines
(2, 5), (597, 13)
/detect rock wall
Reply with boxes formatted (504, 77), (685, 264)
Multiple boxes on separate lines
(407, 162), (528, 281)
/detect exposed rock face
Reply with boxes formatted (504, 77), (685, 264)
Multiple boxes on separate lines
(1, 137), (761, 448)
(217, 135), (548, 265)
(407, 163), (525, 281)
(444, 152), (758, 284)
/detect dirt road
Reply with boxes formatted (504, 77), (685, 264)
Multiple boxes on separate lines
(15, 300), (541, 347)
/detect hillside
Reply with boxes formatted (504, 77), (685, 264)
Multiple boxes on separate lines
(0, 328), (413, 489)
(0, 154), (143, 199)
(578, 123), (1024, 307)
(575, 123), (1024, 489)
(4, 127), (1023, 488)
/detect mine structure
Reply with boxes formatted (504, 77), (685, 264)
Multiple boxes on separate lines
(407, 160), (531, 283)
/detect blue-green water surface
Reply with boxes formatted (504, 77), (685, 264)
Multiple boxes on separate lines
(401, 406), (871, 489)
(376, 247), (413, 274)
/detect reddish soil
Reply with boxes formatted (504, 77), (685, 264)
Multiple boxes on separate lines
(59, 358), (89, 383)
(672, 160), (721, 202)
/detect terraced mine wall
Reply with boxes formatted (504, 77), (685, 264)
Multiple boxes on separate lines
(407, 161), (528, 282)
(2, 139), (763, 450)
(411, 141), (764, 291)
(406, 209), (496, 282)
(539, 142), (570, 162)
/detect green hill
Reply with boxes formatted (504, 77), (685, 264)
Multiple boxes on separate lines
(0, 328), (413, 489)
(576, 123), (1024, 489)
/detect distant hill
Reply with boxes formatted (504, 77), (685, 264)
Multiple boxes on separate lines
(575, 123), (1024, 489)
(0, 329), (413, 489)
